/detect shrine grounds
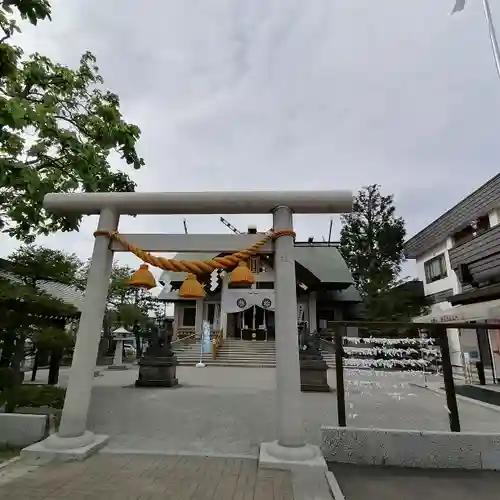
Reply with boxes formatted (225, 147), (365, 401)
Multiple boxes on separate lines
(28, 366), (500, 457)
(2, 365), (500, 499)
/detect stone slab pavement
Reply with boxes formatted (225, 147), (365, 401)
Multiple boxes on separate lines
(16, 366), (500, 499)
(29, 366), (500, 457)
(0, 453), (297, 500)
(330, 463), (500, 500)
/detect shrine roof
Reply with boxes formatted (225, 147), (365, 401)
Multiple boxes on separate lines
(158, 246), (354, 289)
(0, 259), (84, 312)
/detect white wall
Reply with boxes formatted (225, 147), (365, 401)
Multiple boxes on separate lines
(415, 237), (460, 297)
(488, 207), (500, 228)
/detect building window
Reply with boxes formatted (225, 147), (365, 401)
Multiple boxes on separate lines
(424, 254), (447, 283)
(182, 306), (196, 327)
(453, 215), (490, 246)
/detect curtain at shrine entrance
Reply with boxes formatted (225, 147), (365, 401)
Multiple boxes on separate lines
(221, 289), (275, 314)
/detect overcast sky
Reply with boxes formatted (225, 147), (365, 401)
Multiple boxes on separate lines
(1, 0), (499, 284)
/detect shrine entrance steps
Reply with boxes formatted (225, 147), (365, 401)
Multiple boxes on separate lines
(173, 339), (335, 368)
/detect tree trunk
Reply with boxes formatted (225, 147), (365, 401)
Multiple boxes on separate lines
(31, 350), (40, 382)
(10, 333), (26, 385)
(0, 331), (15, 368)
(48, 348), (62, 385)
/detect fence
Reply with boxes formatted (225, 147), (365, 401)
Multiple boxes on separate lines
(323, 321), (500, 433)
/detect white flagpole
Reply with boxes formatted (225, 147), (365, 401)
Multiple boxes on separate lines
(482, 0), (500, 81)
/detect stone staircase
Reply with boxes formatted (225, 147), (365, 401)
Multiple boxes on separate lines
(172, 340), (205, 366)
(215, 339), (277, 367)
(173, 338), (335, 368)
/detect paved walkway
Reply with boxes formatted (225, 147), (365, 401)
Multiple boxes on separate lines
(28, 367), (500, 457)
(0, 453), (336, 500)
(18, 366), (500, 499)
(330, 463), (500, 500)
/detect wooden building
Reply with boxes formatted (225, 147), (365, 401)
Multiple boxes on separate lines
(157, 235), (360, 340)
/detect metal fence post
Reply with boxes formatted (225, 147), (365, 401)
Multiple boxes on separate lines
(437, 326), (461, 432)
(334, 326), (346, 427)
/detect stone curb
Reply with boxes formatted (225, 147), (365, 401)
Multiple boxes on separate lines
(99, 448), (260, 460)
(325, 470), (345, 500)
(411, 383), (500, 414)
(0, 456), (20, 471)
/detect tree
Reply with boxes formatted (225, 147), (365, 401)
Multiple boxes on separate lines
(340, 184), (426, 321)
(0, 1), (145, 242)
(365, 279), (430, 323)
(340, 185), (405, 295)
(0, 244), (81, 383)
(8, 244), (82, 285)
(33, 325), (73, 385)
(78, 260), (162, 357)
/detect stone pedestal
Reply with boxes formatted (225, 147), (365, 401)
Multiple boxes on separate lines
(108, 338), (128, 370)
(135, 342), (179, 388)
(299, 350), (331, 392)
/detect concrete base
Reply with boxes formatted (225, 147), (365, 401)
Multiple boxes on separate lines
(21, 432), (109, 465)
(0, 413), (46, 447)
(300, 354), (331, 393)
(107, 365), (128, 371)
(259, 441), (327, 471)
(135, 351), (179, 387)
(135, 378), (179, 388)
(322, 426), (500, 470)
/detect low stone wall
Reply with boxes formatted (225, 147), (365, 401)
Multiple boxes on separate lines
(321, 426), (500, 470)
(0, 413), (47, 447)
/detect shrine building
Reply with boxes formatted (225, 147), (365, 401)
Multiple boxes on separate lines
(157, 227), (360, 341)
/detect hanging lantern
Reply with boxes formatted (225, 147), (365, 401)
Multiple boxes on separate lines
(230, 261), (255, 286)
(179, 273), (206, 298)
(126, 264), (157, 289)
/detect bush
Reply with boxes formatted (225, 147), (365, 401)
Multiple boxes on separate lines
(0, 368), (16, 391)
(0, 384), (66, 413)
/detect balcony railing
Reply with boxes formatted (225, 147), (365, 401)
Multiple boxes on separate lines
(449, 224), (500, 284)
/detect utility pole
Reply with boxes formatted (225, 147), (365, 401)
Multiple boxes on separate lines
(452, 0), (500, 81)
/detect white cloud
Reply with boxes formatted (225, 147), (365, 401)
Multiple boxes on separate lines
(3, 0), (500, 280)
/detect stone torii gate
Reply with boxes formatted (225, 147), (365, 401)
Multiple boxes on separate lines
(24, 190), (352, 469)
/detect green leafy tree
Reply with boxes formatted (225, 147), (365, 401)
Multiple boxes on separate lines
(340, 185), (405, 295)
(365, 279), (430, 322)
(78, 260), (161, 357)
(0, 0), (144, 242)
(340, 184), (427, 321)
(78, 260), (139, 310)
(8, 244), (82, 285)
(0, 244), (81, 382)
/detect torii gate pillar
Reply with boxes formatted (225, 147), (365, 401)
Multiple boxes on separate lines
(22, 190), (352, 470)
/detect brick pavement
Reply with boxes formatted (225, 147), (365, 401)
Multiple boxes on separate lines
(0, 454), (295, 500)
